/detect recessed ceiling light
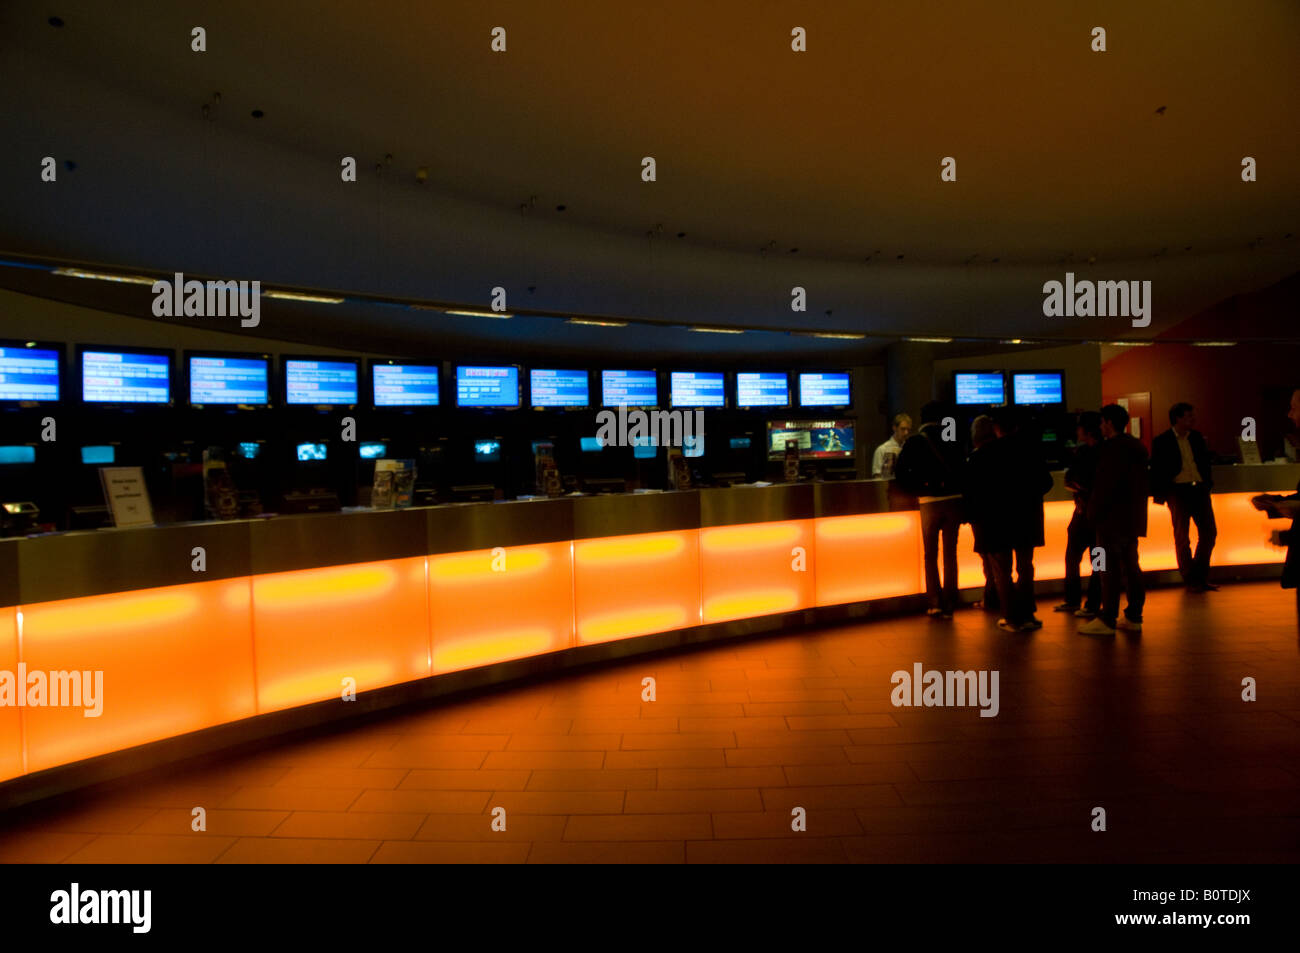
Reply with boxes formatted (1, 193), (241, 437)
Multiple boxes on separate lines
(567, 317), (627, 327)
(809, 332), (865, 340)
(52, 268), (156, 286)
(445, 309), (513, 319)
(1190, 341), (1236, 347)
(1101, 341), (1152, 347)
(689, 327), (743, 334)
(263, 290), (344, 304)
(905, 336), (953, 344)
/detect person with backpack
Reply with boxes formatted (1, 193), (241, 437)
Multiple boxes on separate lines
(896, 401), (966, 619)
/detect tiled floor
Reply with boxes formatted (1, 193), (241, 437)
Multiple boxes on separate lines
(2, 581), (1297, 863)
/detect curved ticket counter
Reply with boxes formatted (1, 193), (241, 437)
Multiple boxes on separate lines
(1, 463), (1295, 800)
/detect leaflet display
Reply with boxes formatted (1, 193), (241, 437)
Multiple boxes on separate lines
(670, 371), (725, 408)
(736, 372), (789, 407)
(456, 366), (520, 407)
(797, 372), (851, 407)
(373, 363), (440, 407)
(285, 359), (358, 405)
(82, 350), (170, 404)
(530, 369), (589, 408)
(189, 355), (270, 406)
(601, 370), (658, 407)
(0, 346), (60, 402)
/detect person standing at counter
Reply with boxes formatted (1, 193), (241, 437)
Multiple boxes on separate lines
(992, 408), (1054, 630)
(1080, 404), (1149, 635)
(872, 413), (913, 479)
(1250, 387), (1300, 628)
(965, 414), (1021, 631)
(896, 401), (965, 620)
(1151, 402), (1218, 592)
(1055, 411), (1104, 618)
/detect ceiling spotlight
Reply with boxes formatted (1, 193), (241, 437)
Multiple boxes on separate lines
(1190, 341), (1236, 347)
(689, 327), (743, 334)
(905, 336), (953, 344)
(809, 332), (866, 340)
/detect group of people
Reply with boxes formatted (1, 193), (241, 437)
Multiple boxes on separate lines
(880, 387), (1300, 634)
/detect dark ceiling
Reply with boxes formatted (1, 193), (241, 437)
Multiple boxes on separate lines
(1, 0), (1297, 359)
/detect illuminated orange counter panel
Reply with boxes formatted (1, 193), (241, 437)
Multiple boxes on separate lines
(0, 481), (1292, 785)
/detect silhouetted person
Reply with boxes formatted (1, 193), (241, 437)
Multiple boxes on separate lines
(991, 408), (1054, 630)
(896, 401), (964, 619)
(1251, 387), (1300, 629)
(872, 413), (912, 479)
(1151, 402), (1218, 592)
(965, 414), (1021, 631)
(1055, 411), (1103, 618)
(1080, 404), (1148, 635)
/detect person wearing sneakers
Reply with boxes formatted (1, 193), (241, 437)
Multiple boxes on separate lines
(895, 401), (965, 620)
(1054, 411), (1104, 619)
(1080, 404), (1149, 635)
(965, 414), (1024, 632)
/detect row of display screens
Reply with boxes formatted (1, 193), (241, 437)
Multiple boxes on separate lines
(0, 344), (854, 410)
(955, 371), (1065, 407)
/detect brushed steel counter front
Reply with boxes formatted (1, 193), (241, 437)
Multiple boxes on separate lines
(4, 466), (1298, 606)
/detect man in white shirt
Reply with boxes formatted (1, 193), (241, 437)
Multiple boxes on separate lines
(872, 413), (912, 479)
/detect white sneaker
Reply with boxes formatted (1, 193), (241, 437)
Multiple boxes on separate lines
(1078, 617), (1116, 635)
(1116, 617), (1142, 632)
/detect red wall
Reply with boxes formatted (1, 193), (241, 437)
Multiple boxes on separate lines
(1102, 342), (1300, 459)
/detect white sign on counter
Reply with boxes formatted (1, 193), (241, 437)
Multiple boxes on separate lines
(99, 466), (155, 527)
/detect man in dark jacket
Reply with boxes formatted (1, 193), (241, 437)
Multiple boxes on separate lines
(992, 408), (1055, 630)
(1151, 402), (1218, 592)
(1251, 387), (1300, 630)
(896, 401), (965, 619)
(1080, 403), (1149, 635)
(1055, 411), (1103, 618)
(965, 414), (1022, 631)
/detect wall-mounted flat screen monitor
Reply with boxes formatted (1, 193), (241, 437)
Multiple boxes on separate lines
(954, 371), (1006, 406)
(1012, 371), (1065, 406)
(631, 436), (658, 460)
(0, 344), (60, 402)
(237, 442), (262, 459)
(80, 445), (116, 464)
(729, 436), (752, 450)
(0, 446), (37, 465)
(601, 369), (658, 407)
(473, 439), (502, 463)
(767, 420), (855, 459)
(530, 369), (589, 408)
(580, 436), (604, 453)
(372, 361), (440, 407)
(359, 442), (388, 459)
(284, 358), (359, 406)
(797, 372), (851, 407)
(670, 371), (725, 408)
(456, 366), (520, 408)
(296, 442), (327, 461)
(81, 349), (171, 404)
(187, 353), (271, 407)
(735, 372), (789, 408)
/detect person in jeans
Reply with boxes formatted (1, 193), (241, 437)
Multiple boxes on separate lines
(1055, 411), (1104, 618)
(991, 408), (1055, 631)
(965, 415), (1022, 632)
(1150, 402), (1218, 592)
(896, 401), (965, 619)
(1080, 404), (1149, 635)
